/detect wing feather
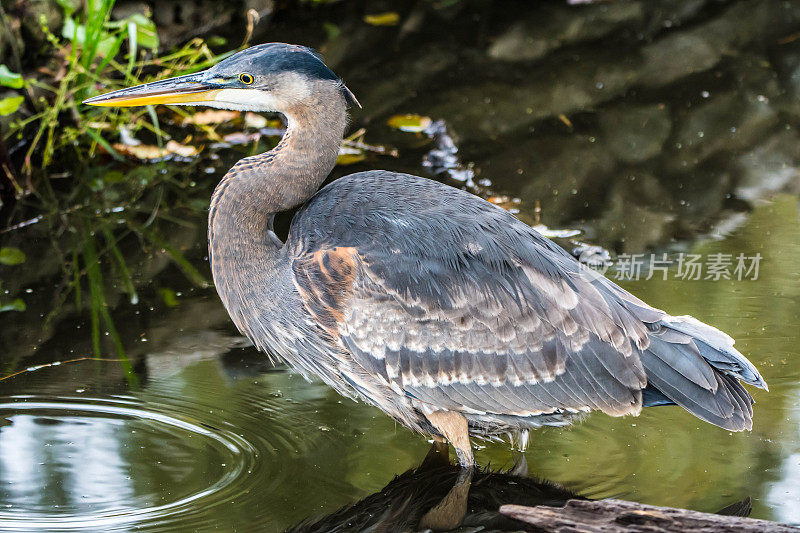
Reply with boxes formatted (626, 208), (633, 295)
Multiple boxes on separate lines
(287, 171), (763, 432)
(292, 237), (651, 420)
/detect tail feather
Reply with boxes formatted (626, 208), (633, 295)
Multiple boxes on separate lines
(646, 335), (717, 391)
(722, 372), (754, 418)
(661, 315), (768, 390)
(641, 350), (746, 429)
(640, 315), (766, 432)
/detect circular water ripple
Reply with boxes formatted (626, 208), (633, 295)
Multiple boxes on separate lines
(0, 395), (265, 531)
(0, 355), (360, 531)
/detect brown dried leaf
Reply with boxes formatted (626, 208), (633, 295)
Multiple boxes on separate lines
(182, 109), (240, 125)
(112, 140), (199, 160)
(244, 112), (268, 129)
(487, 195), (523, 212)
(222, 132), (261, 145)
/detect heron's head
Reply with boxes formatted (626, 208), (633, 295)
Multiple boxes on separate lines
(83, 43), (359, 112)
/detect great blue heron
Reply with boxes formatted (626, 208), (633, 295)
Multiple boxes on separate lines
(85, 43), (767, 467)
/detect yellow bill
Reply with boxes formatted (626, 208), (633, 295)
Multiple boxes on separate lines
(83, 72), (220, 108)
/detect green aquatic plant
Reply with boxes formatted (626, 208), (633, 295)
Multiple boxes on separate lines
(0, 246), (26, 313)
(0, 64), (25, 117)
(7, 0), (228, 178)
(0, 0), (237, 382)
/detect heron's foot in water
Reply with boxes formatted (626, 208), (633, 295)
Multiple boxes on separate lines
(454, 446), (475, 468)
(425, 410), (475, 468)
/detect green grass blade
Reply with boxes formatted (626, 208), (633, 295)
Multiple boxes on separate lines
(82, 232), (138, 385)
(146, 105), (164, 147)
(101, 224), (139, 304)
(135, 224), (210, 288)
(96, 32), (125, 74)
(82, 236), (102, 356)
(126, 19), (138, 75)
(84, 128), (123, 160)
(98, 301), (137, 385)
(72, 247), (82, 311)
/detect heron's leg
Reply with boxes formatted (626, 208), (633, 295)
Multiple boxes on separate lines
(418, 466), (473, 530)
(424, 410), (474, 467)
(508, 429), (529, 476)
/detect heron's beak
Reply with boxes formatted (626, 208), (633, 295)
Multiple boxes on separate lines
(83, 71), (221, 107)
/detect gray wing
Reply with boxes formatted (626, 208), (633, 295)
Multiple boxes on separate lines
(290, 172), (766, 429)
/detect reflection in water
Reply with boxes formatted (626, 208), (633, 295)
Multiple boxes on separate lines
(0, 408), (135, 516)
(0, 350), (372, 531)
(767, 388), (800, 524)
(289, 443), (753, 533)
(287, 444), (584, 533)
(0, 397), (259, 531)
(289, 443), (583, 532)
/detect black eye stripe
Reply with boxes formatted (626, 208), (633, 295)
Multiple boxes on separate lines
(239, 73), (254, 84)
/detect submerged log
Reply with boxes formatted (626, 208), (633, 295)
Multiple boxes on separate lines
(501, 499), (798, 532)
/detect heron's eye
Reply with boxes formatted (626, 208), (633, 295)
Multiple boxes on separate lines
(239, 73), (254, 85)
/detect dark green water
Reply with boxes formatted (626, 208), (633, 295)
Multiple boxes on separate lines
(3, 1), (800, 530)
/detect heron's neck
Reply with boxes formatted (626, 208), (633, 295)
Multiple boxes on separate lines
(208, 91), (347, 323)
(209, 92), (346, 249)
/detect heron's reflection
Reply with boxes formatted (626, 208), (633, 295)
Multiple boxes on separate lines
(289, 443), (754, 532)
(287, 443), (584, 532)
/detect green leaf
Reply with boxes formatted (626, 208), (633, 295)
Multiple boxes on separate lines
(0, 247), (26, 265)
(0, 96), (24, 116)
(363, 12), (400, 26)
(62, 17), (86, 44)
(136, 225), (210, 288)
(126, 14), (159, 50)
(55, 0), (76, 17)
(157, 287), (179, 307)
(95, 34), (120, 58)
(387, 114), (433, 133)
(101, 225), (139, 305)
(206, 36), (227, 47)
(97, 34), (125, 73)
(336, 146), (366, 165)
(85, 128), (123, 161)
(0, 298), (26, 313)
(103, 170), (126, 183)
(0, 65), (23, 89)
